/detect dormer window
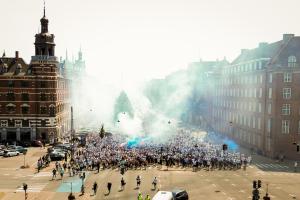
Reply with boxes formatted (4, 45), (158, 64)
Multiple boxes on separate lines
(288, 56), (297, 67)
(15, 64), (22, 74)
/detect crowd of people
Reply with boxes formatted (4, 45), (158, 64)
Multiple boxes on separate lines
(71, 129), (250, 172)
(40, 129), (250, 199)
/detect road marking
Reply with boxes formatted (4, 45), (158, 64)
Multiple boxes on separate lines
(33, 172), (52, 178)
(16, 183), (47, 193)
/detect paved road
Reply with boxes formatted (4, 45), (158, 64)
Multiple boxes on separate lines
(0, 148), (300, 199)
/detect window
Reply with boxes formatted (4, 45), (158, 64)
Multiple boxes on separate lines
(15, 120), (22, 127)
(283, 88), (291, 99)
(268, 103), (272, 114)
(21, 106), (29, 114)
(22, 120), (29, 127)
(21, 81), (29, 88)
(259, 88), (262, 98)
(258, 103), (262, 113)
(7, 92), (15, 101)
(258, 118), (261, 130)
(0, 120), (8, 127)
(260, 75), (263, 83)
(282, 120), (290, 134)
(40, 81), (46, 88)
(40, 106), (47, 114)
(288, 56), (297, 67)
(8, 80), (14, 87)
(267, 119), (271, 133)
(49, 105), (55, 117)
(268, 88), (272, 99)
(21, 93), (29, 101)
(6, 104), (16, 113)
(284, 73), (292, 82)
(40, 93), (47, 101)
(282, 104), (291, 115)
(8, 120), (14, 127)
(252, 117), (256, 128)
(269, 73), (272, 83)
(41, 120), (46, 127)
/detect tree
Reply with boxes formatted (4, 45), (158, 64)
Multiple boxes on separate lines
(99, 124), (105, 138)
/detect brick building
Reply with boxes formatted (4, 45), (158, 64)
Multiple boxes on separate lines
(211, 34), (300, 159)
(0, 7), (70, 143)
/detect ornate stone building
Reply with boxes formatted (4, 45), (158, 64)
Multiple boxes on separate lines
(0, 7), (70, 143)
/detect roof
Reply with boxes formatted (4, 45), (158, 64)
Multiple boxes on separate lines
(0, 57), (30, 76)
(232, 36), (300, 65)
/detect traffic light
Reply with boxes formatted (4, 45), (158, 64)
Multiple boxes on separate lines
(253, 181), (257, 189)
(257, 180), (262, 188)
(297, 144), (300, 152)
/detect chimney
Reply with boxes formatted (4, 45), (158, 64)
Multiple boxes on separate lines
(283, 34), (294, 43)
(15, 51), (19, 59)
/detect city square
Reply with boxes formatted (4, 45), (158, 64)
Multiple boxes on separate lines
(1, 0), (300, 199)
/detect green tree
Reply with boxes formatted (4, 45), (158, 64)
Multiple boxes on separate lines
(99, 124), (105, 138)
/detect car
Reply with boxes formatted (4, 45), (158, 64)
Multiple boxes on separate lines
(153, 191), (174, 200)
(172, 189), (189, 200)
(32, 140), (43, 147)
(3, 150), (19, 157)
(49, 150), (65, 161)
(0, 149), (5, 156)
(15, 146), (28, 154)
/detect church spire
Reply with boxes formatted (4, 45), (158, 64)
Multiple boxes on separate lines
(43, 0), (46, 17)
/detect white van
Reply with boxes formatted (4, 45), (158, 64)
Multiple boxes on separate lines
(152, 191), (174, 200)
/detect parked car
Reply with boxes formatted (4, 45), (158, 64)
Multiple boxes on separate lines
(15, 146), (28, 154)
(153, 191), (174, 200)
(3, 150), (19, 157)
(32, 140), (43, 147)
(172, 189), (189, 200)
(0, 149), (5, 156)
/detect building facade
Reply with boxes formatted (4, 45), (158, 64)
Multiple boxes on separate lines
(211, 34), (300, 159)
(0, 8), (70, 143)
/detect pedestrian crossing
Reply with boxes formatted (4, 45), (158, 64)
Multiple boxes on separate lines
(33, 172), (52, 178)
(15, 183), (48, 193)
(250, 163), (289, 170)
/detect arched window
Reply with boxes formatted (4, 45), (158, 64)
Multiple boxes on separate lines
(49, 104), (56, 117)
(288, 56), (297, 67)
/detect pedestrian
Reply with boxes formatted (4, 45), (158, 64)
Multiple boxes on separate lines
(137, 192), (143, 200)
(93, 182), (98, 195)
(136, 175), (141, 188)
(294, 161), (298, 172)
(152, 177), (157, 190)
(121, 177), (126, 190)
(60, 168), (64, 179)
(107, 182), (112, 194)
(52, 168), (57, 180)
(145, 194), (151, 200)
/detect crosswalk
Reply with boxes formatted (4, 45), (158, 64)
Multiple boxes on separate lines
(250, 163), (289, 170)
(15, 183), (48, 193)
(33, 172), (52, 178)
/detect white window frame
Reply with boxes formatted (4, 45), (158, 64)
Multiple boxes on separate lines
(282, 120), (290, 134)
(283, 88), (291, 99)
(282, 104), (291, 115)
(284, 72), (292, 83)
(268, 88), (272, 99)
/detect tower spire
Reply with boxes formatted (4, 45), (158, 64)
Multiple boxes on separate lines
(43, 0), (46, 17)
